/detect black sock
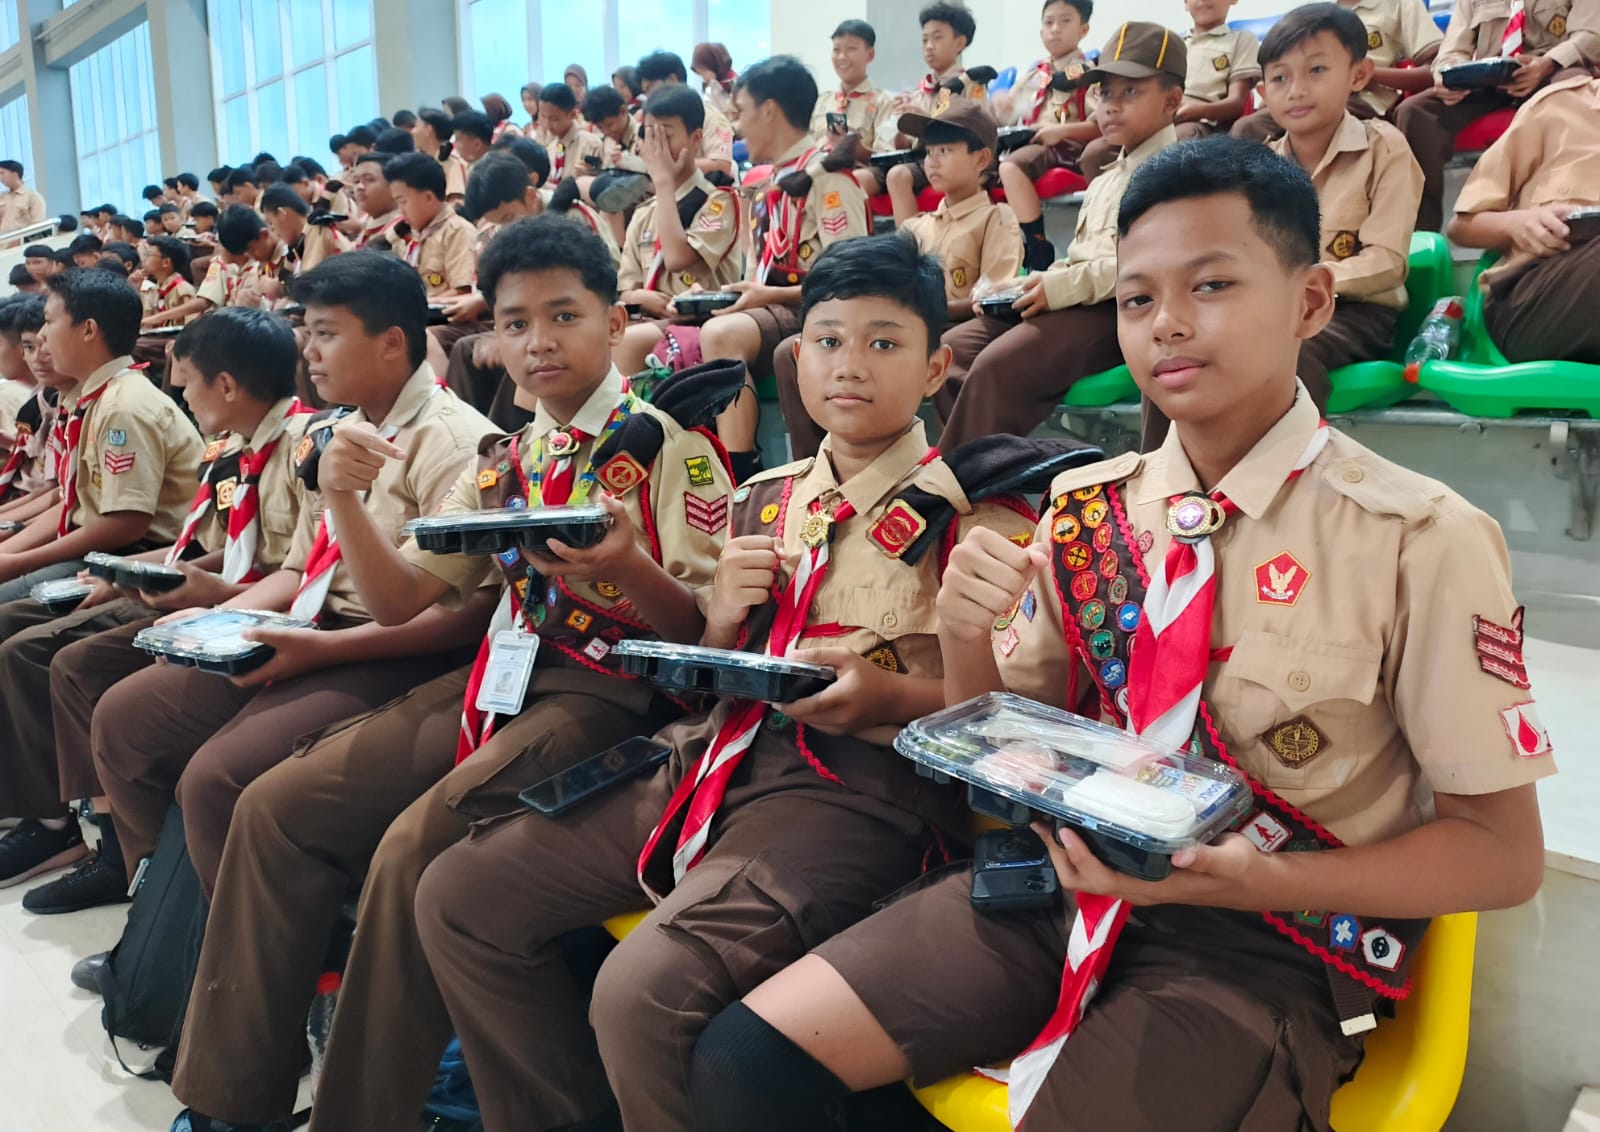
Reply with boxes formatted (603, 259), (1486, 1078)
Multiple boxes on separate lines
(1020, 217), (1047, 243)
(728, 449), (764, 485)
(689, 1002), (852, 1132)
(93, 813), (124, 872)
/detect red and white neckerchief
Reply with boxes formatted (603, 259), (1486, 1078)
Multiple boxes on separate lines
(53, 381), (114, 538)
(756, 147), (822, 285)
(918, 73), (941, 96)
(402, 214), (450, 268)
(1502, 0), (1525, 55)
(156, 273), (186, 313)
(1024, 61), (1056, 126)
(360, 213), (400, 250)
(834, 86), (872, 113)
(1000, 422), (1330, 1127)
(0, 392), (39, 495)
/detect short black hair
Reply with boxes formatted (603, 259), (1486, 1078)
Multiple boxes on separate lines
(373, 126), (416, 155)
(384, 151), (447, 198)
(54, 248), (75, 265)
(216, 204), (269, 255)
(208, 165), (233, 185)
(582, 86), (627, 123)
(733, 56), (818, 130)
(111, 214), (140, 232)
(800, 231), (947, 353)
(0, 159), (23, 176)
(164, 177), (179, 190)
(1117, 137), (1321, 269)
(191, 200), (220, 220)
(538, 82), (578, 112)
(252, 151), (279, 166)
(1046, 0), (1093, 20)
(143, 209), (163, 223)
(46, 267), (143, 356)
(104, 241), (139, 269)
(177, 172), (200, 191)
(95, 255), (131, 277)
(279, 163), (310, 185)
(12, 293), (45, 333)
(288, 251), (429, 369)
(643, 84), (706, 132)
(96, 204), (117, 217)
(417, 107), (455, 140)
(261, 183), (311, 216)
(492, 135), (552, 186)
(465, 152), (535, 217)
(142, 184), (164, 201)
(346, 124), (377, 147)
(612, 65), (642, 98)
(6, 264), (33, 289)
(637, 51), (688, 84)
(330, 132), (350, 153)
(23, 244), (53, 259)
(832, 19), (876, 46)
(170, 306), (299, 402)
(392, 109), (418, 129)
(158, 202), (180, 215)
(477, 214), (618, 314)
(68, 234), (104, 256)
(920, 3), (977, 44)
(0, 296), (26, 336)
(254, 160), (284, 184)
(453, 111), (494, 144)
(1260, 2), (1369, 65)
(366, 117), (392, 133)
(294, 155), (328, 178)
(226, 167), (258, 192)
(146, 235), (192, 277)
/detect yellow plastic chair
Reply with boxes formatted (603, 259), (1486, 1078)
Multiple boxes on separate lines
(911, 912), (1478, 1132)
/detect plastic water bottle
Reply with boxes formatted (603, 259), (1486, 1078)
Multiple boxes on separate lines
(307, 971), (341, 1100)
(1403, 298), (1464, 383)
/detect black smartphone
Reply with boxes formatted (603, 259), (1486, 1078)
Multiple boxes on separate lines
(307, 212), (348, 227)
(970, 828), (1059, 912)
(519, 737), (672, 816)
(826, 111), (848, 134)
(1565, 206), (1600, 244)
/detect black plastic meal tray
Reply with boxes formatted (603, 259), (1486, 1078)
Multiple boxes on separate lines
(868, 148), (920, 171)
(671, 293), (740, 317)
(85, 556), (187, 594)
(615, 648), (836, 703)
(1441, 59), (1520, 89)
(978, 294), (1025, 321)
(406, 508), (613, 556)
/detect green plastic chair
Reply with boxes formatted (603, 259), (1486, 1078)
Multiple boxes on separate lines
(1324, 231), (1453, 413)
(1416, 252), (1600, 418)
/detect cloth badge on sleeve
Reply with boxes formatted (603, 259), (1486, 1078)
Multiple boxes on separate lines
(1082, 499), (1109, 527)
(1099, 657), (1126, 688)
(696, 211), (723, 231)
(566, 610), (594, 633)
(823, 192), (842, 210)
(1260, 716), (1328, 768)
(1549, 13), (1566, 33)
(1360, 927), (1405, 971)
(1499, 701), (1551, 758)
(426, 272), (445, 289)
(1213, 53), (1230, 70)
(952, 267), (967, 289)
(1051, 514), (1081, 544)
(683, 492), (730, 535)
(1093, 523), (1113, 553)
(107, 429), (127, 447)
(584, 638), (612, 661)
(478, 468), (499, 489)
(105, 451), (137, 476)
(1062, 542), (1091, 571)
(1107, 575), (1128, 604)
(821, 214), (849, 235)
(294, 435), (315, 465)
(1242, 811), (1291, 852)
(759, 502), (780, 525)
(1021, 590), (1037, 622)
(1079, 599), (1105, 630)
(865, 645), (901, 672)
(1329, 913), (1360, 950)
(684, 456), (716, 487)
(998, 624), (1021, 657)
(1070, 571), (1098, 601)
(708, 198), (726, 217)
(800, 243), (814, 260)
(1255, 551), (1309, 606)
(1328, 231), (1360, 260)
(1473, 607), (1529, 688)
(597, 453), (648, 496)
(1367, 29), (1382, 48)
(866, 500), (926, 559)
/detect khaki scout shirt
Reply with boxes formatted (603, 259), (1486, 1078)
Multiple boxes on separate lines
(810, 81), (902, 153)
(403, 366), (732, 612)
(742, 420), (1037, 747)
(68, 357), (204, 544)
(410, 208), (480, 299)
(284, 365), (495, 624)
(1042, 125), (1176, 311)
(0, 187), (46, 233)
(142, 274), (199, 324)
(193, 396), (310, 568)
(897, 64), (988, 131)
(749, 137), (870, 284)
(196, 256), (245, 308)
(1009, 51), (1091, 126)
(603, 119), (647, 172)
(902, 190), (1023, 303)
(618, 174), (743, 296)
(1185, 26), (1263, 105)
(550, 124), (607, 182)
(1436, 0), (1599, 69)
(1272, 114), (1422, 310)
(1348, 0), (1446, 114)
(699, 99), (737, 169)
(0, 378), (34, 436)
(1000, 389), (1556, 846)
(437, 151), (469, 199)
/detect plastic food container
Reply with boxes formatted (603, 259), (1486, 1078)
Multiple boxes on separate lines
(978, 291), (1026, 321)
(996, 126), (1038, 154)
(404, 505), (613, 556)
(1565, 206), (1600, 244)
(868, 148), (920, 172)
(895, 692), (1253, 880)
(670, 292), (741, 317)
(132, 608), (315, 675)
(612, 640), (837, 703)
(1440, 58), (1520, 89)
(31, 578), (93, 613)
(84, 552), (187, 594)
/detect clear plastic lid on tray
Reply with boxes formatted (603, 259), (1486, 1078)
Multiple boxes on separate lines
(404, 504), (613, 555)
(611, 640), (837, 703)
(31, 578), (93, 609)
(133, 609), (314, 665)
(895, 692), (1252, 861)
(84, 552), (187, 592)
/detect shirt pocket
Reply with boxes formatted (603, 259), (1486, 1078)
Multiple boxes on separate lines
(943, 251), (979, 299)
(1216, 631), (1383, 791)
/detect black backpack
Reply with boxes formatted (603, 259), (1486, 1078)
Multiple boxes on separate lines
(97, 802), (206, 1083)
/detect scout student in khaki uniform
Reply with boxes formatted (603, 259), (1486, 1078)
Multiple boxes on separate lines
(0, 161), (45, 243)
(414, 232), (1055, 1132)
(670, 55), (870, 485)
(414, 107), (471, 201)
(0, 311), (307, 909)
(137, 237), (199, 328)
(159, 206), (281, 324)
(164, 216), (736, 1132)
(584, 86), (646, 173)
(1398, 0), (1598, 231)
(537, 82), (608, 184)
(777, 99), (1024, 458)
(260, 183), (343, 278)
(613, 86), (745, 375)
(349, 153), (403, 251)
(811, 20), (901, 161)
(931, 23), (1182, 451)
(0, 270), (203, 605)
(0, 298), (39, 439)
(386, 152), (479, 302)
(0, 301), (71, 522)
(88, 253), (496, 901)
(1234, 0), (1443, 139)
(1447, 72), (1600, 364)
(638, 51), (739, 180)
(691, 136), (1553, 1132)
(996, 0), (1100, 271)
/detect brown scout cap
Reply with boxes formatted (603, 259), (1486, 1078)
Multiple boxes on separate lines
(1079, 22), (1187, 86)
(896, 97), (1000, 154)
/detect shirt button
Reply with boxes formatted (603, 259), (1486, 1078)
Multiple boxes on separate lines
(883, 611), (899, 629)
(1288, 670), (1312, 693)
(1342, 467), (1364, 484)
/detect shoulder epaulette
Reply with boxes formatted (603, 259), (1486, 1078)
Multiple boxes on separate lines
(293, 406), (355, 492)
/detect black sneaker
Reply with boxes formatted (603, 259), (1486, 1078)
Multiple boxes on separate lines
(71, 951), (108, 994)
(22, 846), (132, 914)
(0, 819), (88, 889)
(591, 171), (654, 214)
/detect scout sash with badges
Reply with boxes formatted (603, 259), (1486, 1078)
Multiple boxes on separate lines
(644, 185), (740, 293)
(54, 380), (114, 538)
(756, 147), (824, 285)
(1024, 60), (1085, 127)
(635, 436), (1100, 901)
(1001, 430), (1429, 1127)
(0, 389), (46, 501)
(455, 361), (747, 765)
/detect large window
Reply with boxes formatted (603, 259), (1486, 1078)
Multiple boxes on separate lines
(0, 97), (34, 189)
(459, 0), (771, 114)
(0, 0), (18, 53)
(208, 0), (377, 167)
(68, 23), (160, 216)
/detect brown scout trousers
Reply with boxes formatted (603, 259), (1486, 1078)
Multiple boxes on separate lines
(810, 869), (1367, 1131)
(775, 304), (1122, 461)
(170, 663), (677, 1128)
(91, 646), (472, 891)
(50, 618), (161, 803)
(0, 597), (153, 819)
(416, 711), (934, 1132)
(1483, 237), (1600, 365)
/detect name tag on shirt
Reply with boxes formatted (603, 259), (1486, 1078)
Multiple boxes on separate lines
(476, 629), (540, 716)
